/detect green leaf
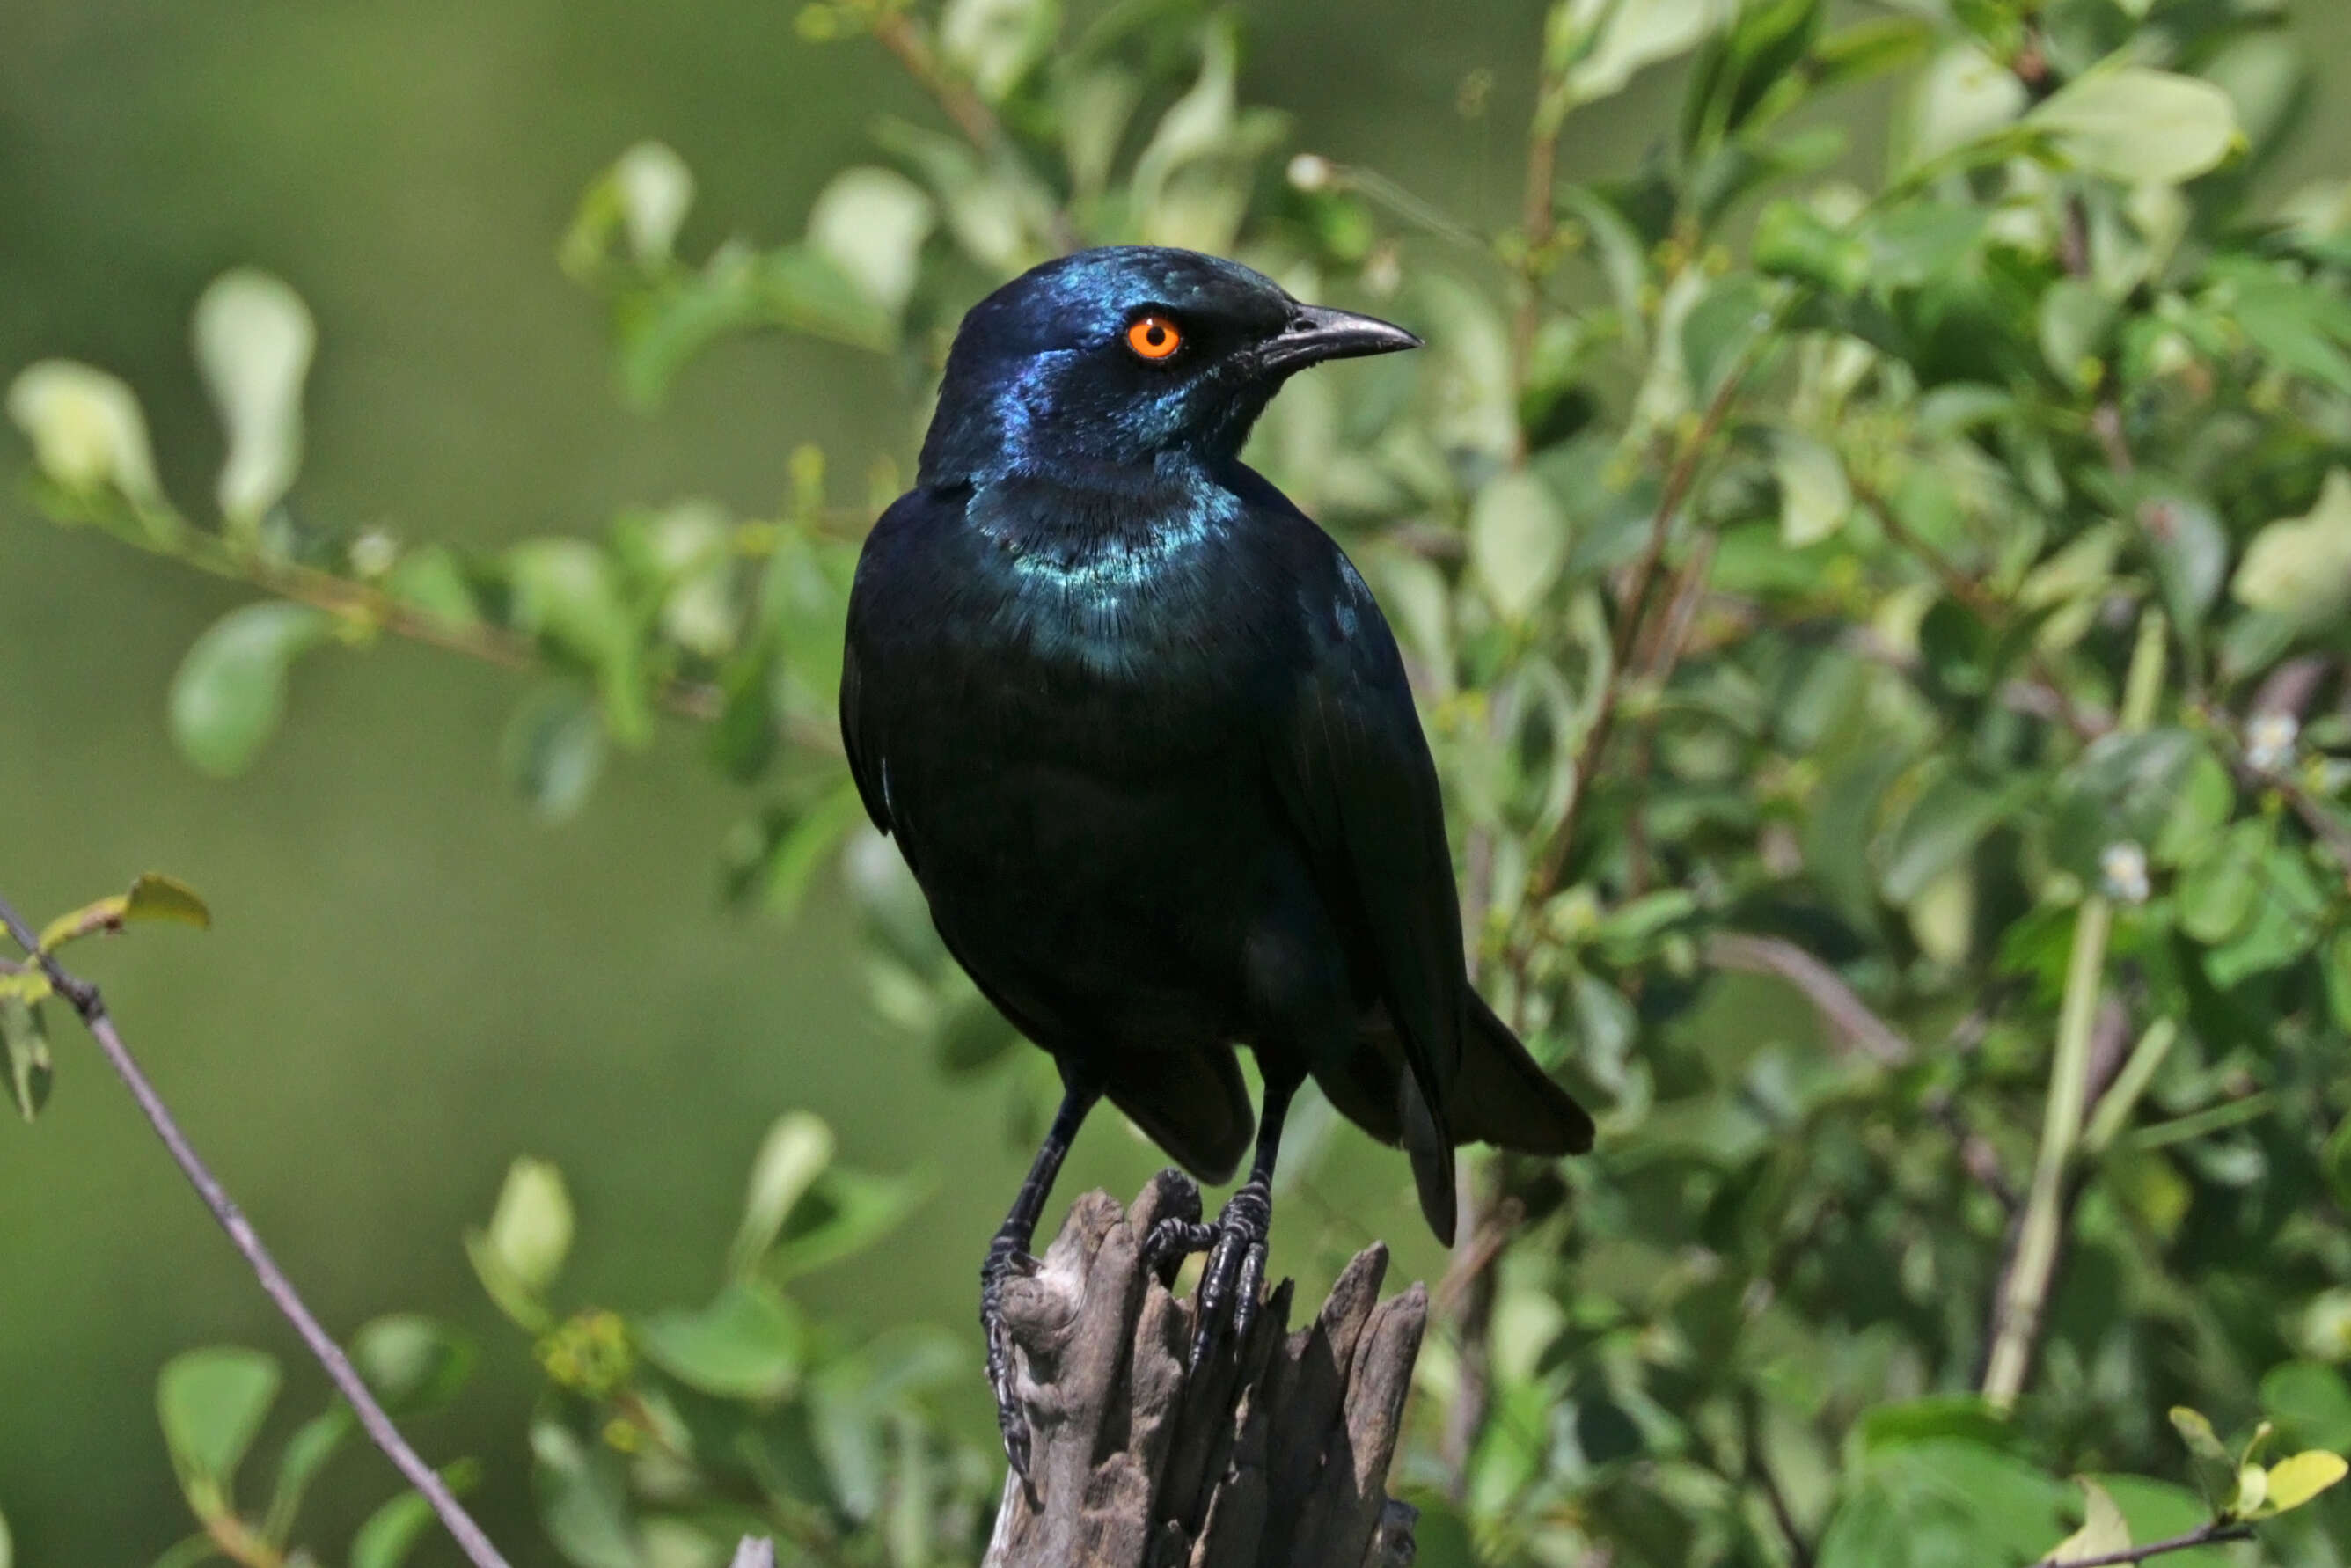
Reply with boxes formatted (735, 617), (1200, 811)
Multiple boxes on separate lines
(350, 1490), (436, 1568)
(771, 1166), (929, 1281)
(262, 1407), (351, 1545)
(192, 269), (314, 527)
(3, 997), (53, 1123)
(1680, 273), (1772, 404)
(353, 1315), (473, 1415)
(938, 0), (1057, 103)
(384, 545), (481, 627)
(561, 142), (693, 275)
(2087, 1476), (2230, 1568)
(5, 359), (165, 505)
(1773, 430), (1849, 546)
(1468, 470), (1571, 622)
(2204, 839), (2325, 987)
(1878, 768), (2011, 905)
(728, 1111), (836, 1280)
(2047, 1477), (2130, 1564)
(504, 540), (649, 746)
(2258, 1451), (2349, 1516)
(169, 603), (336, 778)
(2171, 1407), (2241, 1513)
(1754, 199), (1869, 294)
(531, 1422), (640, 1568)
(120, 873), (211, 931)
(2029, 68), (2240, 186)
(612, 245), (894, 407)
(2142, 491), (2229, 633)
(638, 1280), (805, 1401)
(500, 682), (606, 824)
(2038, 278), (2113, 389)
(2178, 818), (2266, 945)
(1563, 0), (1737, 105)
(157, 1347), (282, 1514)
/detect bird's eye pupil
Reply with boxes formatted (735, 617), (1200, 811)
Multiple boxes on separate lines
(1126, 315), (1183, 360)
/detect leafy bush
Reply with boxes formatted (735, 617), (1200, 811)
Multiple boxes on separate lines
(16, 0), (2351, 1564)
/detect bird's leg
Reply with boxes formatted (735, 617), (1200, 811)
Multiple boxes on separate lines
(983, 1072), (1100, 1482)
(1154, 1066), (1302, 1372)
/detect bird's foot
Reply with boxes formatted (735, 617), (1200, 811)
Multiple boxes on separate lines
(1146, 1179), (1272, 1373)
(979, 1230), (1041, 1480)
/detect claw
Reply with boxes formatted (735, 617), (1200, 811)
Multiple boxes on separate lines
(980, 1235), (1042, 1481)
(1182, 1179), (1272, 1373)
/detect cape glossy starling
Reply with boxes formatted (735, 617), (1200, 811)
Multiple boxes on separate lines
(840, 245), (1593, 1475)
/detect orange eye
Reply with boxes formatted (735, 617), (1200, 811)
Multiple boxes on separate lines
(1125, 314), (1183, 360)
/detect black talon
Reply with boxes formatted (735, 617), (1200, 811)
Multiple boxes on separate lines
(980, 1074), (1100, 1482)
(1182, 1069), (1299, 1372)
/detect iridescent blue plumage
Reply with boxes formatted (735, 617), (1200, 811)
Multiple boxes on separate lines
(840, 245), (1592, 1476)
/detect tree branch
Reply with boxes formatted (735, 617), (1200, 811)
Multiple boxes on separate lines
(2029, 1520), (2255, 1568)
(0, 889), (511, 1568)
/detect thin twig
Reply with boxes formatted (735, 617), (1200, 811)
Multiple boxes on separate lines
(0, 890), (511, 1568)
(1981, 610), (2165, 1407)
(1526, 357), (1754, 907)
(1704, 934), (1914, 1066)
(867, 10), (1079, 256)
(2028, 1521), (2255, 1568)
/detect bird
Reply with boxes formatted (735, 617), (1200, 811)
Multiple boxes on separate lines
(839, 245), (1593, 1477)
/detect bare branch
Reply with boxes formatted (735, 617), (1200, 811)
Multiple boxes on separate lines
(0, 889), (511, 1568)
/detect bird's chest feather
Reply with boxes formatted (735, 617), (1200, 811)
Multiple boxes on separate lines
(887, 479), (1289, 776)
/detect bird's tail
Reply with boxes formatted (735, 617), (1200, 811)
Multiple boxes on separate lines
(1448, 993), (1595, 1157)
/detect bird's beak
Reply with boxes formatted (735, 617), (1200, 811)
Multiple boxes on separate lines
(1252, 302), (1423, 376)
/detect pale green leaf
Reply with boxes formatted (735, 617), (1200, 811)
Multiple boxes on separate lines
(1563, 0), (1738, 104)
(193, 269), (314, 526)
(125, 873), (212, 931)
(2047, 1477), (2131, 1564)
(2234, 469), (2351, 626)
(939, 0), (1057, 102)
(1469, 470), (1570, 622)
(500, 682), (605, 824)
(2030, 69), (2240, 186)
(728, 1111), (836, 1279)
(806, 166), (936, 318)
(482, 1157), (573, 1294)
(2, 998), (50, 1123)
(1775, 430), (1850, 546)
(614, 142), (693, 264)
(5, 359), (164, 504)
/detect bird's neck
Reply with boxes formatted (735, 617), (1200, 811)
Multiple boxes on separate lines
(960, 455), (1243, 575)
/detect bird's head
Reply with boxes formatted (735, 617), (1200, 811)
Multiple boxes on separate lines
(918, 245), (1419, 487)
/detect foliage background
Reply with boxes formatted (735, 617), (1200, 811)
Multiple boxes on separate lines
(10, 0), (2351, 1564)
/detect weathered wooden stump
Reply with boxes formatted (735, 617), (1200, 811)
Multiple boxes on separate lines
(979, 1170), (1427, 1568)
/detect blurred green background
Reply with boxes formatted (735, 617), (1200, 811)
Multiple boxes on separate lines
(7, 1), (2351, 1561)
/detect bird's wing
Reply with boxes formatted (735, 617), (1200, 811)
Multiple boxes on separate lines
(839, 635), (891, 836)
(1263, 531), (1466, 1240)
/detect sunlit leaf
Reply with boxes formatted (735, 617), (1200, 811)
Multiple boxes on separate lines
(728, 1111), (836, 1279)
(2030, 68), (2241, 186)
(638, 1280), (805, 1401)
(806, 166), (936, 318)
(2046, 1477), (2130, 1564)
(193, 269), (314, 528)
(2259, 1451), (2349, 1516)
(5, 359), (164, 505)
(1469, 470), (1570, 623)
(2234, 469), (2351, 626)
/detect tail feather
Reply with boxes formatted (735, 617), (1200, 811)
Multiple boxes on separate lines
(1448, 993), (1595, 1156)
